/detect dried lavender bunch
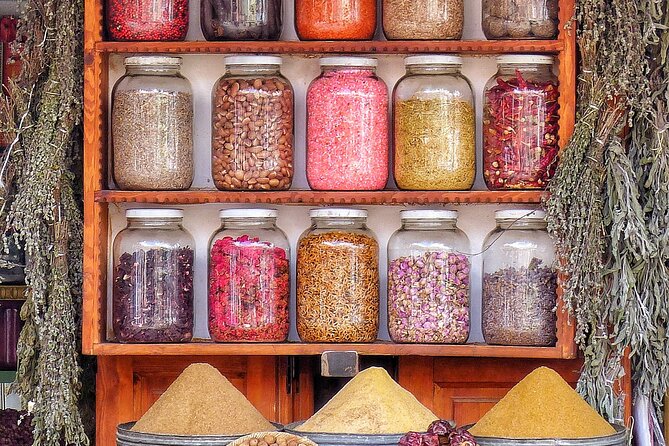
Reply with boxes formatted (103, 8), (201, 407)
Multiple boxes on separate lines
(0, 0), (88, 444)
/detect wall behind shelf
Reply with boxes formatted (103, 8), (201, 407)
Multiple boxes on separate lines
(102, 1), (554, 344)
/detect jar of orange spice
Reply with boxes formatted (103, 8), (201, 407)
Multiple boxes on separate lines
(295, 0), (377, 40)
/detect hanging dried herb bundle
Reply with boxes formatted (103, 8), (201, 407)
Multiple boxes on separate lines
(0, 0), (88, 444)
(546, 0), (669, 422)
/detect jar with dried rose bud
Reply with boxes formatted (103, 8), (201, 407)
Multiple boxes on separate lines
(212, 56), (294, 191)
(482, 0), (559, 39)
(112, 209), (194, 343)
(393, 55), (475, 191)
(483, 55), (559, 190)
(388, 210), (471, 344)
(112, 56), (193, 191)
(297, 208), (380, 343)
(482, 210), (558, 347)
(383, 0), (464, 40)
(208, 208), (290, 343)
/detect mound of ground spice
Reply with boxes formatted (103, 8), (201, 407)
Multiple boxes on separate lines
(469, 367), (616, 439)
(296, 367), (437, 434)
(132, 363), (277, 436)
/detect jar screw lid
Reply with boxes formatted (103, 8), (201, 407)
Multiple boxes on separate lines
(320, 57), (378, 68)
(124, 56), (182, 67)
(219, 208), (279, 219)
(126, 209), (184, 219)
(224, 55), (283, 66)
(309, 208), (368, 219)
(405, 55), (463, 66)
(496, 55), (554, 65)
(495, 209), (547, 221)
(400, 210), (459, 220)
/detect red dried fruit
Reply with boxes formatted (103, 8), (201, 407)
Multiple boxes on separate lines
(399, 432), (440, 446)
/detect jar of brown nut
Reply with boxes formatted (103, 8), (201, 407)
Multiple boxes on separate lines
(211, 56), (294, 191)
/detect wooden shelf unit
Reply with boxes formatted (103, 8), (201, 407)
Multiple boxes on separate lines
(83, 0), (596, 443)
(94, 190), (546, 205)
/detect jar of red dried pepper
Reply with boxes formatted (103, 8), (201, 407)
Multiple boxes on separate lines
(112, 209), (195, 343)
(106, 0), (189, 41)
(208, 208), (290, 342)
(306, 57), (389, 191)
(212, 56), (294, 191)
(297, 208), (380, 343)
(483, 55), (559, 190)
(295, 0), (377, 40)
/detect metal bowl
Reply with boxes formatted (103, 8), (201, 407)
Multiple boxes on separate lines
(117, 422), (283, 446)
(463, 424), (628, 446)
(285, 421), (409, 446)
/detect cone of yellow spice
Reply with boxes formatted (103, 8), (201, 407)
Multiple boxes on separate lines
(296, 367), (438, 434)
(469, 367), (616, 439)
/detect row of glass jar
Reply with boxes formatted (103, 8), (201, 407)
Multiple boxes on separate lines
(107, 0), (559, 42)
(112, 207), (558, 347)
(113, 54), (559, 192)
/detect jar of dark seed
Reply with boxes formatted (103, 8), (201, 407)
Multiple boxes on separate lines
(482, 0), (558, 39)
(297, 208), (380, 343)
(212, 56), (294, 191)
(112, 56), (194, 191)
(208, 209), (290, 343)
(482, 210), (558, 346)
(201, 0), (283, 40)
(112, 209), (195, 343)
(387, 210), (470, 344)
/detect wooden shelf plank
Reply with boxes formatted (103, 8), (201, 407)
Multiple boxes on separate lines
(92, 341), (569, 358)
(94, 190), (546, 205)
(95, 40), (564, 55)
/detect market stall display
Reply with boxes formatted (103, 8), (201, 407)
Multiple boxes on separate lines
(112, 56), (193, 191)
(481, 210), (557, 346)
(208, 209), (290, 342)
(393, 55), (475, 191)
(483, 55), (559, 190)
(387, 210), (470, 344)
(306, 57), (389, 191)
(296, 209), (379, 343)
(200, 0), (283, 41)
(131, 363), (277, 436)
(112, 209), (194, 343)
(212, 56), (294, 191)
(469, 367), (616, 438)
(293, 367), (438, 434)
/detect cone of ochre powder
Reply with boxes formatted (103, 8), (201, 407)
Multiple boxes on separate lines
(131, 363), (277, 436)
(469, 367), (616, 439)
(296, 367), (438, 434)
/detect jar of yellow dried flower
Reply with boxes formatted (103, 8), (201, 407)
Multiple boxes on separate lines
(296, 208), (380, 343)
(393, 56), (475, 191)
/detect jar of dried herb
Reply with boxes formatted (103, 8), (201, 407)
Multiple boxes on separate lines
(482, 0), (559, 39)
(383, 0), (464, 40)
(483, 55), (559, 190)
(112, 209), (194, 343)
(208, 208), (290, 343)
(297, 208), (380, 343)
(295, 0), (376, 40)
(388, 210), (471, 344)
(200, 0), (283, 41)
(112, 56), (193, 191)
(212, 56), (294, 191)
(482, 210), (558, 347)
(394, 55), (475, 191)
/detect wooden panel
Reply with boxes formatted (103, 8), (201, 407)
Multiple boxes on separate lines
(91, 341), (569, 359)
(95, 40), (564, 55)
(97, 356), (288, 445)
(94, 190), (546, 205)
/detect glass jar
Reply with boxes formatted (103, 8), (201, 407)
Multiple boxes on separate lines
(0, 294), (23, 370)
(112, 56), (193, 191)
(388, 210), (470, 344)
(482, 0), (558, 39)
(106, 0), (188, 41)
(212, 56), (294, 191)
(208, 209), (290, 342)
(307, 58), (389, 191)
(482, 210), (557, 346)
(295, 0), (376, 40)
(297, 208), (379, 343)
(112, 209), (195, 343)
(201, 0), (283, 40)
(483, 55), (559, 190)
(394, 56), (475, 191)
(383, 0), (463, 40)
